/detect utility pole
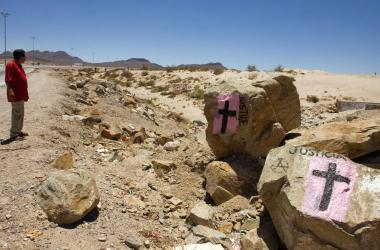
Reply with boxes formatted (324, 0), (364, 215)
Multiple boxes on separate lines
(1, 12), (10, 68)
(31, 36), (36, 66)
(70, 48), (73, 66)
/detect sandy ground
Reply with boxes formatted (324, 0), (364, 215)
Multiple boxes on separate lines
(0, 67), (379, 249)
(294, 72), (380, 102)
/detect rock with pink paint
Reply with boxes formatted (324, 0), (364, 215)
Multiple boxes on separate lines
(258, 145), (380, 250)
(204, 75), (300, 159)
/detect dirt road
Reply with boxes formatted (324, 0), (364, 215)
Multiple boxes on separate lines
(0, 70), (71, 249)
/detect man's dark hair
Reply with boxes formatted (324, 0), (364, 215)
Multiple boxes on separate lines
(13, 49), (26, 60)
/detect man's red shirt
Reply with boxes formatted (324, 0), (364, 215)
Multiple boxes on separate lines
(5, 60), (29, 102)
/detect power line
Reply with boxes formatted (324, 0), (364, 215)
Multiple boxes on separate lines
(31, 36), (36, 65)
(1, 12), (10, 68)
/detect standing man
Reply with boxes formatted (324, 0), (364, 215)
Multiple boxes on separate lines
(2, 49), (29, 143)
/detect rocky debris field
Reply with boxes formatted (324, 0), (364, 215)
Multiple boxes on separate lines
(0, 67), (379, 250)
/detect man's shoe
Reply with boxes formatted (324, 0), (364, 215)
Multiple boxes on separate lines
(1, 137), (17, 145)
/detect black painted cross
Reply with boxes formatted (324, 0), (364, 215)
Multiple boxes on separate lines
(312, 163), (351, 211)
(218, 100), (237, 134)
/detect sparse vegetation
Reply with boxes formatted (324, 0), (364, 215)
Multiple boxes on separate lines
(213, 68), (224, 75)
(120, 70), (133, 79)
(104, 68), (121, 79)
(247, 65), (258, 72)
(141, 65), (149, 70)
(165, 65), (222, 72)
(166, 67), (174, 73)
(138, 79), (155, 87)
(274, 65), (284, 72)
(152, 85), (170, 93)
(137, 97), (155, 105)
(168, 78), (182, 84)
(189, 85), (205, 99)
(141, 71), (149, 76)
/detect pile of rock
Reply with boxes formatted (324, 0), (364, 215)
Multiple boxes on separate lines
(201, 75), (380, 249)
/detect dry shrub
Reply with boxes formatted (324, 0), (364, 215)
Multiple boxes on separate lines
(274, 65), (284, 72)
(120, 70), (133, 79)
(138, 79), (155, 87)
(247, 65), (258, 72)
(189, 86), (205, 99)
(306, 95), (319, 103)
(213, 68), (224, 75)
(152, 85), (169, 93)
(168, 78), (182, 84)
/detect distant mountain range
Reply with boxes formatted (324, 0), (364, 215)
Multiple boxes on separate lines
(0, 50), (83, 65)
(91, 58), (164, 69)
(174, 62), (226, 70)
(0, 50), (227, 70)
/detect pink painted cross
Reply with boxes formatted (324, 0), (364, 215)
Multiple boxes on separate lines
(212, 93), (239, 135)
(302, 157), (357, 222)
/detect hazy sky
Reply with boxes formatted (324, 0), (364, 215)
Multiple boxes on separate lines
(1, 0), (379, 73)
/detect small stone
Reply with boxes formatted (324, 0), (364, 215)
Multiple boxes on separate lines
(163, 140), (181, 151)
(188, 202), (214, 227)
(169, 197), (183, 207)
(68, 84), (77, 90)
(123, 96), (137, 107)
(98, 234), (107, 242)
(124, 235), (143, 249)
(5, 214), (11, 219)
(101, 128), (122, 141)
(132, 132), (146, 144)
(233, 222), (241, 231)
(76, 80), (87, 88)
(217, 222), (233, 234)
(147, 183), (158, 192)
(248, 210), (257, 218)
(151, 160), (176, 177)
(192, 225), (226, 239)
(62, 115), (85, 121)
(95, 85), (106, 95)
(144, 240), (150, 248)
(241, 218), (260, 231)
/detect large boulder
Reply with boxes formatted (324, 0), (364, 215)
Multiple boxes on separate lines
(204, 76), (300, 159)
(254, 75), (301, 131)
(286, 119), (380, 159)
(258, 145), (380, 250)
(204, 161), (258, 205)
(37, 169), (100, 225)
